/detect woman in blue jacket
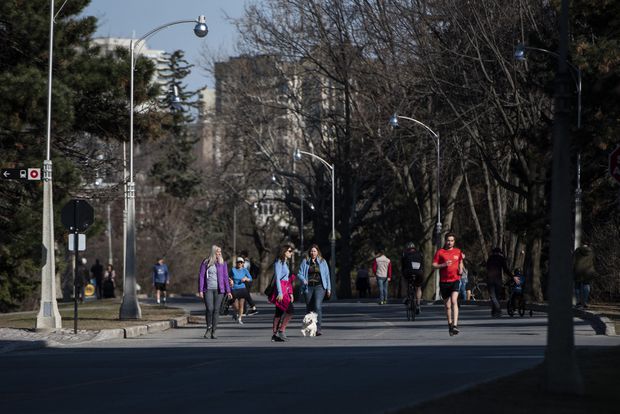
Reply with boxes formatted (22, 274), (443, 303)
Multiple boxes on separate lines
(271, 244), (294, 342)
(298, 244), (331, 336)
(198, 245), (232, 339)
(229, 257), (252, 325)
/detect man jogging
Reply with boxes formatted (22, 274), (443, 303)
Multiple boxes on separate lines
(433, 232), (464, 336)
(153, 257), (170, 305)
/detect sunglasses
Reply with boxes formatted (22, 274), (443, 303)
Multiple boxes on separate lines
(287, 249), (293, 253)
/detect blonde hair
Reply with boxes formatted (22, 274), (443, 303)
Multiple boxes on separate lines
(206, 245), (223, 267)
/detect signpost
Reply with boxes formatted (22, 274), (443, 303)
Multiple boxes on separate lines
(610, 146), (620, 184)
(61, 200), (94, 333)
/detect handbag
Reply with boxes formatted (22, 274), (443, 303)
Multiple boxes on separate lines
(263, 274), (275, 297)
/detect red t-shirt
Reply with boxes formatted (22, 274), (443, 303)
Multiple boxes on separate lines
(433, 248), (463, 282)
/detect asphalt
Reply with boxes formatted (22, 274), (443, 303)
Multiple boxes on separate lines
(0, 295), (614, 354)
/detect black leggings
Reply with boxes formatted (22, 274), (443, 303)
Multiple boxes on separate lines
(274, 303), (294, 317)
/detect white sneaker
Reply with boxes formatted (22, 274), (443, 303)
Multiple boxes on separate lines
(157, 299), (160, 304)
(238, 319), (244, 325)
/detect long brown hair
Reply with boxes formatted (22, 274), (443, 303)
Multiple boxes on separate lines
(306, 244), (323, 261)
(277, 243), (294, 262)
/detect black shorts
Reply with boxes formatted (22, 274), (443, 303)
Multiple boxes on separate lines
(154, 282), (167, 291)
(405, 273), (424, 288)
(440, 281), (460, 299)
(232, 287), (250, 300)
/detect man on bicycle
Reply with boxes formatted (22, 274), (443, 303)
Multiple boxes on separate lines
(401, 242), (424, 314)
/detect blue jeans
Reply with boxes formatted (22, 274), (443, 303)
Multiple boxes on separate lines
(305, 285), (326, 329)
(575, 282), (591, 306)
(377, 277), (389, 302)
(458, 279), (467, 301)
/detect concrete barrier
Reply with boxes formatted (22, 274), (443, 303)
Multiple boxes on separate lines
(146, 321), (171, 333)
(93, 329), (125, 341)
(123, 325), (148, 338)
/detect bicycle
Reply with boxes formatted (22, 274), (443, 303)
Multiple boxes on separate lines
(404, 278), (417, 321)
(506, 281), (533, 317)
(470, 280), (487, 301)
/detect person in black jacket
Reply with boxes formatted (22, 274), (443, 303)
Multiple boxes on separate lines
(486, 247), (513, 317)
(402, 242), (424, 314)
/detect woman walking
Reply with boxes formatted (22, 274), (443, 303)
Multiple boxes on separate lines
(198, 245), (232, 339)
(270, 244), (295, 342)
(298, 244), (331, 336)
(230, 257), (253, 325)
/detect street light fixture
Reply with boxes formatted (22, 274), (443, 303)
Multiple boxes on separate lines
(37, 0), (63, 330)
(293, 148), (337, 299)
(390, 114), (442, 301)
(120, 15), (208, 320)
(514, 44), (583, 248)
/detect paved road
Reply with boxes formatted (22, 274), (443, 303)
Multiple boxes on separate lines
(1, 297), (619, 414)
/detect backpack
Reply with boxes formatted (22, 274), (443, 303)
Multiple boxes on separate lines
(402, 249), (424, 279)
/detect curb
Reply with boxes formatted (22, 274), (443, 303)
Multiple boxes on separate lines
(465, 300), (616, 336)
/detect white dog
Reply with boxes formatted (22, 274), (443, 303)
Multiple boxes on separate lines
(300, 312), (318, 337)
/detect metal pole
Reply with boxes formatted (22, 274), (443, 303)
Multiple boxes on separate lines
(233, 204), (237, 256)
(37, 0), (62, 330)
(574, 153), (582, 249)
(120, 39), (141, 319)
(545, 0), (583, 393)
(300, 190), (304, 255)
(434, 134), (442, 301)
(107, 202), (113, 266)
(330, 166), (337, 300)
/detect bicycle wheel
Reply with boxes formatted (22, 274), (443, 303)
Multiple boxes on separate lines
(518, 297), (526, 317)
(405, 298), (412, 321)
(506, 297), (515, 317)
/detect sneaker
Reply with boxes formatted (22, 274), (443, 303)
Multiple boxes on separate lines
(157, 299), (160, 304)
(452, 325), (460, 335)
(316, 331), (322, 336)
(232, 314), (238, 321)
(277, 331), (289, 342)
(238, 318), (244, 325)
(246, 309), (259, 316)
(203, 326), (212, 339)
(449, 323), (455, 336)
(415, 306), (421, 315)
(211, 331), (217, 339)
(271, 334), (284, 342)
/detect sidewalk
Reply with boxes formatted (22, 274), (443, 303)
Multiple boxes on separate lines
(0, 299), (188, 354)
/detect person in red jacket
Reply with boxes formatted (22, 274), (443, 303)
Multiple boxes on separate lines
(433, 232), (464, 336)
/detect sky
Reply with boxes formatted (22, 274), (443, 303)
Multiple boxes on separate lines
(80, 0), (252, 91)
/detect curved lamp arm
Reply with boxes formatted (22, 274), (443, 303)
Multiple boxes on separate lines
(295, 149), (334, 176)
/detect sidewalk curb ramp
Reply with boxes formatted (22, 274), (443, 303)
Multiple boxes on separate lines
(466, 300), (616, 336)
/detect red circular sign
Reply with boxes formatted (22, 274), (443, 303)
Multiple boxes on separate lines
(610, 146), (620, 184)
(29, 169), (39, 179)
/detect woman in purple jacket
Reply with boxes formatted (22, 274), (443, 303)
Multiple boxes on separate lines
(198, 245), (232, 339)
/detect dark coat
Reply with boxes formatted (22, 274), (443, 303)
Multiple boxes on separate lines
(573, 246), (596, 283)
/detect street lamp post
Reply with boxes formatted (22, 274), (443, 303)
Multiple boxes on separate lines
(294, 149), (336, 300)
(120, 16), (208, 320)
(389, 114), (442, 301)
(36, 0), (62, 330)
(515, 44), (583, 249)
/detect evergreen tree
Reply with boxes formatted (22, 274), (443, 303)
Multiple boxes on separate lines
(151, 50), (202, 199)
(0, 0), (160, 311)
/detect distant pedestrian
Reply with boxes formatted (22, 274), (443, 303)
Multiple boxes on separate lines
(103, 264), (116, 298)
(485, 248), (513, 317)
(153, 257), (170, 305)
(298, 244), (331, 336)
(373, 248), (392, 304)
(230, 257), (253, 325)
(270, 244), (295, 342)
(90, 259), (104, 299)
(355, 266), (371, 298)
(401, 242), (424, 314)
(433, 232), (464, 336)
(458, 253), (468, 303)
(75, 257), (89, 303)
(198, 245), (232, 339)
(573, 243), (596, 309)
(240, 250), (259, 316)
